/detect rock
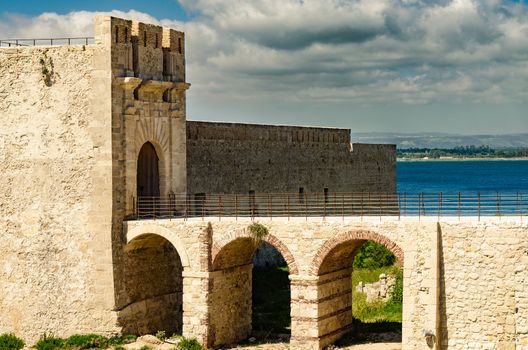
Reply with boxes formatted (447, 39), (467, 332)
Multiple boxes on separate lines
(138, 334), (163, 345)
(248, 337), (256, 343)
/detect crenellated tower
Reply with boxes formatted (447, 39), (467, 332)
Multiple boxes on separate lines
(94, 16), (189, 219)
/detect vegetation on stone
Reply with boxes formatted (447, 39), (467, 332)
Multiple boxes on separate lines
(32, 333), (137, 350)
(248, 222), (269, 246)
(353, 241), (396, 269)
(0, 333), (25, 350)
(176, 337), (209, 350)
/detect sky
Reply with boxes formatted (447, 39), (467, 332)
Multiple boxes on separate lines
(1, 0), (527, 135)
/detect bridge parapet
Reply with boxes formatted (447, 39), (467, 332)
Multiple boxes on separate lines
(129, 192), (528, 221)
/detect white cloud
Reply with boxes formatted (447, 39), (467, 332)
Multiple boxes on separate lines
(1, 1), (528, 133)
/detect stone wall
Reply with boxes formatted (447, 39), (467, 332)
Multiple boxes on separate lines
(209, 264), (253, 346)
(124, 217), (527, 350)
(0, 42), (118, 341)
(119, 235), (183, 335)
(186, 121), (396, 195)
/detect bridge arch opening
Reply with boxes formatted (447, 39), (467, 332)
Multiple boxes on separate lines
(313, 232), (404, 349)
(210, 236), (295, 347)
(118, 233), (183, 336)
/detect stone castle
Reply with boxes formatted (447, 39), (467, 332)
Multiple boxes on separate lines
(0, 15), (394, 346)
(2, 16), (527, 350)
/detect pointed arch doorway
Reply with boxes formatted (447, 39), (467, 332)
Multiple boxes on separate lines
(137, 142), (161, 198)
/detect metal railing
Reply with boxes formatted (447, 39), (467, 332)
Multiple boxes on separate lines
(0, 37), (94, 47)
(130, 192), (527, 221)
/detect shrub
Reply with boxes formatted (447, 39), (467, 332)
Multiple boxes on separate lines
(353, 241), (395, 269)
(177, 337), (206, 350)
(107, 334), (136, 346)
(65, 334), (107, 349)
(0, 333), (25, 350)
(389, 268), (404, 305)
(155, 330), (167, 341)
(34, 334), (66, 350)
(248, 222), (269, 246)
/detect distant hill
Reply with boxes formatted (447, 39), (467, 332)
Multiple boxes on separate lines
(351, 132), (528, 149)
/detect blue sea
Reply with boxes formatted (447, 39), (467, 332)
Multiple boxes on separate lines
(397, 160), (528, 194)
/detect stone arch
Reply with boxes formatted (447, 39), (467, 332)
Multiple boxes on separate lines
(127, 224), (190, 267)
(310, 230), (404, 276)
(120, 230), (184, 335)
(209, 230), (296, 347)
(212, 230), (298, 274)
(137, 142), (160, 197)
(134, 117), (171, 196)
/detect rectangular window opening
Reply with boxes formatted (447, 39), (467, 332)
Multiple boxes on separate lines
(299, 187), (305, 204)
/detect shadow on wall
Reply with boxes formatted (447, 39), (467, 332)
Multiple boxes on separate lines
(438, 223), (448, 349)
(118, 234), (183, 336)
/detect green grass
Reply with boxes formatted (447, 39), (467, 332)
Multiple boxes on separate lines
(0, 333), (25, 350)
(352, 265), (403, 323)
(33, 333), (137, 350)
(252, 266), (291, 334)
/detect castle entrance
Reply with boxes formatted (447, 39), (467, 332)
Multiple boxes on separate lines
(137, 142), (160, 198)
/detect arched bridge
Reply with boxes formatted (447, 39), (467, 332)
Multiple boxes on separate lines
(121, 192), (528, 350)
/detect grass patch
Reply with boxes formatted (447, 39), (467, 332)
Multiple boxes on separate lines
(0, 333), (25, 350)
(252, 266), (291, 334)
(352, 265), (403, 323)
(34, 334), (66, 350)
(33, 333), (137, 350)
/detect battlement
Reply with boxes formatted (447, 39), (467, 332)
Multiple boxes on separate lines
(187, 121), (351, 144)
(95, 16), (185, 82)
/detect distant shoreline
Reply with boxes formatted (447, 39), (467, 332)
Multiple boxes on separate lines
(397, 157), (528, 162)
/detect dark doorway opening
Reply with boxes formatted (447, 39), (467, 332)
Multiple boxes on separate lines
(252, 242), (291, 341)
(137, 142), (161, 198)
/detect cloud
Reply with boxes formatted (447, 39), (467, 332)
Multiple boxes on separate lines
(1, 1), (528, 133)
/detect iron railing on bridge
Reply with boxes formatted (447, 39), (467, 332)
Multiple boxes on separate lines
(0, 37), (94, 47)
(131, 192), (527, 221)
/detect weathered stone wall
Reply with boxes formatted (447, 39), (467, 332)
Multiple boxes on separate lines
(0, 42), (118, 341)
(119, 235), (183, 335)
(96, 15), (190, 324)
(124, 217), (527, 350)
(209, 264), (253, 346)
(186, 121), (396, 195)
(438, 222), (528, 349)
